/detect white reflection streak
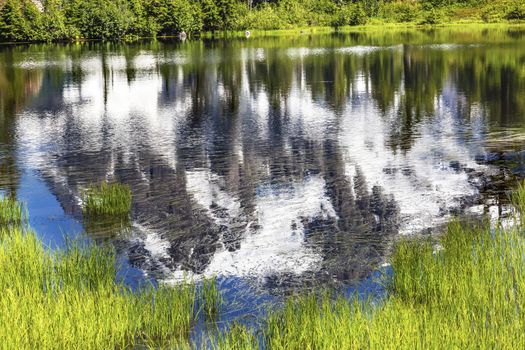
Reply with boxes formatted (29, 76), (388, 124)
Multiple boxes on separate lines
(179, 172), (334, 279)
(18, 54), (192, 173)
(339, 76), (487, 234)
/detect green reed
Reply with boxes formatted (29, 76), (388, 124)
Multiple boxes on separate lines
(200, 277), (223, 321)
(511, 180), (525, 224)
(0, 199), (196, 349)
(82, 182), (132, 218)
(0, 196), (26, 226)
(220, 182), (525, 349)
(217, 323), (258, 350)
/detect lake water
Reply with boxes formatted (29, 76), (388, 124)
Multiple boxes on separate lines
(1, 28), (525, 312)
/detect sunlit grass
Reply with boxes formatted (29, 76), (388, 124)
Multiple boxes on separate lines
(7, 180), (525, 349)
(0, 200), (196, 349)
(82, 182), (132, 218)
(221, 182), (525, 349)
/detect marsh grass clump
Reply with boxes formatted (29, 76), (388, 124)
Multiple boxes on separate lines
(0, 198), (197, 349)
(0, 227), (197, 349)
(0, 196), (26, 226)
(82, 182), (132, 219)
(132, 283), (197, 348)
(217, 323), (258, 350)
(200, 278), (223, 321)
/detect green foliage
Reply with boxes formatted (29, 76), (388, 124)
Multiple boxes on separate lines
(127, 0), (158, 37)
(275, 0), (311, 27)
(504, 0), (525, 20)
(155, 0), (203, 35)
(76, 0), (132, 39)
(0, 0), (31, 42)
(82, 182), (132, 219)
(379, 1), (420, 23)
(216, 0), (249, 30)
(481, 0), (525, 22)
(200, 0), (222, 31)
(21, 0), (44, 40)
(242, 3), (286, 30)
(331, 3), (367, 28)
(0, 0), (521, 42)
(362, 0), (380, 17)
(41, 0), (68, 41)
(419, 6), (445, 25)
(301, 0), (339, 26)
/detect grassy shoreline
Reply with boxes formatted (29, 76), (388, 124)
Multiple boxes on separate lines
(1, 21), (524, 45)
(0, 195), (221, 349)
(2, 183), (525, 348)
(200, 21), (525, 38)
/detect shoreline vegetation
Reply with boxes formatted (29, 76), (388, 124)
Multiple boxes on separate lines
(0, 0), (524, 43)
(2, 183), (525, 348)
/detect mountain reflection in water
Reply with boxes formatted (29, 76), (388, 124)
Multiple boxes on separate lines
(1, 29), (525, 292)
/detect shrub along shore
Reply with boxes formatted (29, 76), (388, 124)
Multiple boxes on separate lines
(0, 0), (524, 43)
(1, 182), (525, 348)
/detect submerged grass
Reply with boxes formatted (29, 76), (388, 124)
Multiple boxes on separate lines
(221, 182), (525, 349)
(82, 182), (132, 219)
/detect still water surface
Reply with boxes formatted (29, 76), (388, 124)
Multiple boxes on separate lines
(1, 28), (525, 308)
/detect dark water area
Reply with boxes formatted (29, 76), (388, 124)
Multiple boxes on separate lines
(1, 27), (525, 329)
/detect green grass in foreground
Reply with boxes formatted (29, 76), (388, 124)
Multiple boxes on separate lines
(82, 182), (132, 218)
(4, 183), (525, 348)
(0, 220), (196, 348)
(220, 184), (525, 349)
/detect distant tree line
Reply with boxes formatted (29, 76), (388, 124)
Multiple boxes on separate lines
(0, 0), (523, 42)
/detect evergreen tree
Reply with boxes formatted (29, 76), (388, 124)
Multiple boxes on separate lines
(22, 0), (44, 40)
(41, 0), (68, 41)
(200, 0), (221, 31)
(76, 0), (131, 39)
(216, 0), (247, 30)
(0, 0), (30, 41)
(154, 0), (203, 36)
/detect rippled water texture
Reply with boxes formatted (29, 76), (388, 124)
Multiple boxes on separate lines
(1, 28), (525, 293)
